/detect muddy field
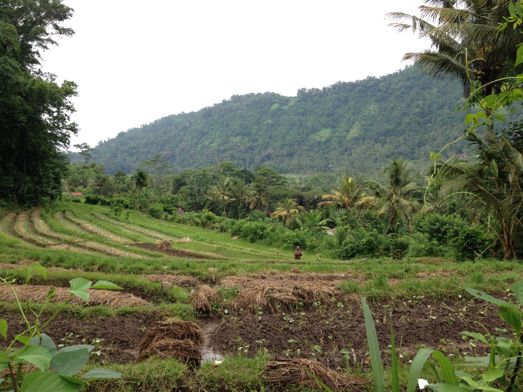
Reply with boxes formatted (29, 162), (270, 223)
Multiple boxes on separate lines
(0, 295), (505, 370)
(210, 295), (504, 369)
(2, 311), (160, 363)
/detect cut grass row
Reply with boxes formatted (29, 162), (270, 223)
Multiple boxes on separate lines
(0, 264), (190, 303)
(2, 210), (152, 259)
(0, 300), (194, 320)
(67, 202), (292, 260)
(52, 206), (227, 260)
(95, 210), (273, 259)
(34, 210), (151, 258)
(45, 210), (159, 258)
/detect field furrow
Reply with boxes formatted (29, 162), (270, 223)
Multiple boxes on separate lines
(63, 211), (131, 244)
(82, 214), (151, 242)
(34, 210), (131, 256)
(0, 213), (16, 236)
(93, 213), (175, 241)
(92, 212), (272, 259)
(47, 211), (155, 258)
(40, 211), (149, 258)
(12, 212), (59, 247)
(32, 209), (78, 242)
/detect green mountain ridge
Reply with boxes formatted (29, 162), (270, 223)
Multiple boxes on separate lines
(88, 65), (467, 176)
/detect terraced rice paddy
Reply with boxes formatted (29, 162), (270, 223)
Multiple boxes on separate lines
(0, 201), (522, 391)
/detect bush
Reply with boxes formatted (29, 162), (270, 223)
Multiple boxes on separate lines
(388, 236), (409, 260)
(452, 226), (491, 261)
(84, 194), (108, 205)
(239, 221), (269, 242)
(337, 229), (388, 259)
(408, 233), (446, 257)
(148, 203), (164, 219)
(415, 213), (465, 245)
(108, 196), (132, 209)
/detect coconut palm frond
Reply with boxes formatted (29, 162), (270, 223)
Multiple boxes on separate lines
(390, 0), (523, 95)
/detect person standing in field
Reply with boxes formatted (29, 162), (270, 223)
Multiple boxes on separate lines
(294, 246), (302, 260)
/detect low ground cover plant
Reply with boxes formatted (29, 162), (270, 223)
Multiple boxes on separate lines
(0, 268), (122, 391)
(363, 280), (523, 392)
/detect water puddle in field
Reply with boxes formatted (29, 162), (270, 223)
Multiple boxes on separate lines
(201, 321), (224, 365)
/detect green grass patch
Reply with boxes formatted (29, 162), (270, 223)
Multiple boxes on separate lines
(0, 300), (194, 319)
(196, 354), (269, 391)
(87, 358), (187, 392)
(0, 267), (190, 303)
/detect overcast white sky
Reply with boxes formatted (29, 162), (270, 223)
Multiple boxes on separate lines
(41, 0), (430, 148)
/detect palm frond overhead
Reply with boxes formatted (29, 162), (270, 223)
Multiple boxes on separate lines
(389, 0), (523, 95)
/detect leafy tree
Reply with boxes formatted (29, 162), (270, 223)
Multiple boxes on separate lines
(133, 170), (149, 189)
(0, 0), (77, 205)
(250, 167), (287, 212)
(425, 0), (523, 259)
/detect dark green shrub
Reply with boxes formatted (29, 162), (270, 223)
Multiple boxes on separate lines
(452, 226), (490, 261)
(148, 203), (164, 219)
(415, 213), (465, 245)
(200, 210), (217, 228)
(408, 233), (446, 257)
(245, 210), (268, 221)
(109, 196), (131, 209)
(338, 238), (361, 259)
(337, 229), (388, 259)
(84, 194), (99, 205)
(388, 236), (409, 260)
(281, 228), (308, 249)
(239, 221), (268, 242)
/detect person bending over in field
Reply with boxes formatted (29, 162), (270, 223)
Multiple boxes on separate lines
(294, 246), (302, 260)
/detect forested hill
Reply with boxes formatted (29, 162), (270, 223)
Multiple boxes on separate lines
(89, 65), (466, 176)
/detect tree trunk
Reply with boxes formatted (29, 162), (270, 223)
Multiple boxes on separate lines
(502, 226), (514, 260)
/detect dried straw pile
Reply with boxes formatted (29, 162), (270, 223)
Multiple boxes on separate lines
(191, 284), (219, 313)
(175, 237), (192, 243)
(138, 318), (203, 365)
(263, 359), (367, 391)
(220, 275), (338, 312)
(0, 285), (149, 307)
(156, 240), (172, 251)
(146, 273), (199, 288)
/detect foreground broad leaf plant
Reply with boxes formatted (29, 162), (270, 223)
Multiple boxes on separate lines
(363, 280), (523, 392)
(0, 265), (121, 391)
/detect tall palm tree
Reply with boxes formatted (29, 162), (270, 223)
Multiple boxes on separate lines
(245, 186), (269, 212)
(207, 177), (236, 217)
(370, 160), (419, 234)
(271, 198), (304, 227)
(319, 176), (375, 211)
(389, 0), (522, 96)
(440, 133), (523, 259)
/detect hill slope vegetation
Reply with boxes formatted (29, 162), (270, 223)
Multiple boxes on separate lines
(90, 65), (465, 176)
